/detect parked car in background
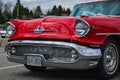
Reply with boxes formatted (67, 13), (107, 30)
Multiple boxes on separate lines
(0, 30), (7, 38)
(4, 0), (120, 79)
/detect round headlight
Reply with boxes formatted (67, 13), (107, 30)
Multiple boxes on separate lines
(6, 22), (16, 37)
(74, 20), (90, 37)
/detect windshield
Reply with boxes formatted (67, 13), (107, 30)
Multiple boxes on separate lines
(70, 1), (120, 16)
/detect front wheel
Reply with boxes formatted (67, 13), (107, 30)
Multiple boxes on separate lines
(98, 38), (120, 79)
(24, 65), (46, 72)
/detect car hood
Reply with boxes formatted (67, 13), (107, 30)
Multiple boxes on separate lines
(9, 16), (76, 41)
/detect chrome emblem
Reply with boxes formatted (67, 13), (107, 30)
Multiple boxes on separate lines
(34, 25), (44, 34)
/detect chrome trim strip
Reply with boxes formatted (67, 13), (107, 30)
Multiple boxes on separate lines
(27, 30), (54, 33)
(96, 33), (120, 36)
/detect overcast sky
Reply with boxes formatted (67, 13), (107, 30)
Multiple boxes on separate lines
(2, 0), (103, 13)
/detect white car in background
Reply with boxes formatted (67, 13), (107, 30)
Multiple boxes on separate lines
(0, 30), (7, 38)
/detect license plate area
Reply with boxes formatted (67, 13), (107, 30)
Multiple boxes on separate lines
(26, 55), (42, 67)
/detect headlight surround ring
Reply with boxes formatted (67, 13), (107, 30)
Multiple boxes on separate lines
(6, 22), (16, 37)
(74, 19), (90, 37)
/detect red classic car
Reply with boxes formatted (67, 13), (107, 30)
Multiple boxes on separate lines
(5, 0), (120, 79)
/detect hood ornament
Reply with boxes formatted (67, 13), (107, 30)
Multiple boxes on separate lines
(34, 25), (44, 34)
(27, 25), (54, 33)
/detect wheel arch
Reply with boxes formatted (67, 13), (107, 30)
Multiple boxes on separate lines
(102, 35), (120, 55)
(97, 35), (120, 78)
(104, 35), (120, 44)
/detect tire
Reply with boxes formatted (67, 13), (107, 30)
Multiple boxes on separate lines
(98, 38), (120, 79)
(24, 64), (46, 72)
(1, 36), (5, 38)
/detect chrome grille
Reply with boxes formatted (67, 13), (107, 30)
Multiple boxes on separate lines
(11, 45), (72, 59)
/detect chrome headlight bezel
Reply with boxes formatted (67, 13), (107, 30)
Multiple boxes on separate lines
(74, 19), (90, 37)
(6, 22), (16, 37)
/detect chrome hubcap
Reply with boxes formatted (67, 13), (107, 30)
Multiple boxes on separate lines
(104, 43), (118, 74)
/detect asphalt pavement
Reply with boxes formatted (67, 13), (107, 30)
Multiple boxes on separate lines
(0, 47), (120, 80)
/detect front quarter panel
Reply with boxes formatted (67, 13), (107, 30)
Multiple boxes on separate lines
(71, 16), (107, 45)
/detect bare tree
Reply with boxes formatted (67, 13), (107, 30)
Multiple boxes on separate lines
(0, 0), (3, 15)
(6, 2), (12, 17)
(2, 1), (12, 21)
(2, 4), (10, 21)
(34, 6), (43, 18)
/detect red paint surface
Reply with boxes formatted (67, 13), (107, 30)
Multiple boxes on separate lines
(8, 16), (120, 45)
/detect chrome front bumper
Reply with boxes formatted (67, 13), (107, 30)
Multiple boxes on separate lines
(5, 40), (101, 69)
